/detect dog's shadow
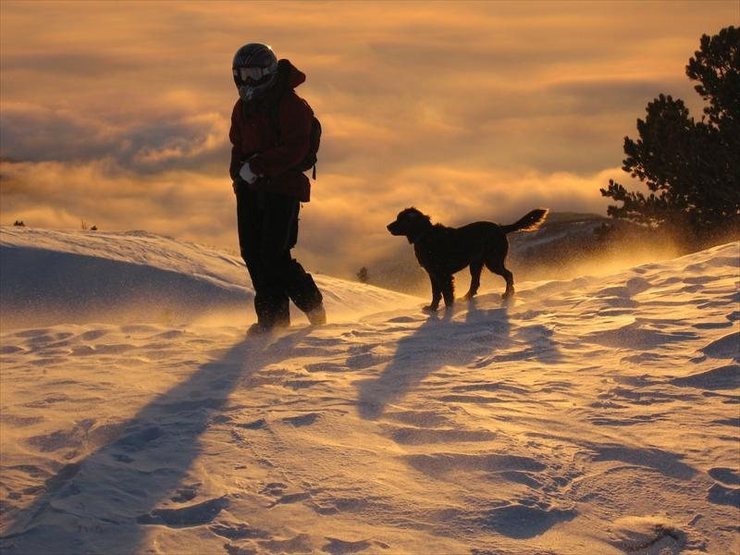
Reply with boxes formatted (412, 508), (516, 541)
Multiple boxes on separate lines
(356, 299), (516, 420)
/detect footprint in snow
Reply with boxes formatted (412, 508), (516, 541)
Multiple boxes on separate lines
(708, 467), (740, 485)
(478, 501), (576, 539)
(670, 364), (739, 390)
(259, 482), (287, 496)
(592, 445), (696, 480)
(405, 452), (547, 477)
(322, 537), (375, 554)
(258, 534), (314, 554)
(700, 332), (739, 360)
(388, 426), (496, 445)
(269, 491), (312, 507)
(170, 483), (199, 503)
(236, 418), (268, 430)
(113, 425), (163, 451)
(259, 481), (314, 508)
(209, 520), (269, 540)
(136, 496), (228, 527)
(281, 413), (320, 427)
(608, 515), (686, 553)
(707, 483), (740, 507)
(285, 378), (329, 390)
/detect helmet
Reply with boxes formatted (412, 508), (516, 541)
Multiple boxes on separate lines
(232, 43), (278, 102)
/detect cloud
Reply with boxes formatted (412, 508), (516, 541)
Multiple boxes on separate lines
(1, 160), (236, 247)
(2, 157), (624, 278)
(1, 101), (229, 173)
(1, 0), (736, 278)
(297, 164), (622, 276)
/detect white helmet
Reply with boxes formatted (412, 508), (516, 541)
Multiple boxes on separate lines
(232, 43), (278, 102)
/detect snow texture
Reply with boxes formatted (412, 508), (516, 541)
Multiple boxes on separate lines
(0, 227), (738, 554)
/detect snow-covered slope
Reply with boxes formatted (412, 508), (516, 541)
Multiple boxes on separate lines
(0, 228), (738, 554)
(0, 227), (420, 328)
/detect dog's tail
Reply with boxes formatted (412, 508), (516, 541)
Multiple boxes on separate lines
(501, 208), (549, 234)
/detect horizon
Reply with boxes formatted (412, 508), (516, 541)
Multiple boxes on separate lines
(1, 0), (737, 278)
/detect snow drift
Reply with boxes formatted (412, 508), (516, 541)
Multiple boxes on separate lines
(0, 227), (419, 329)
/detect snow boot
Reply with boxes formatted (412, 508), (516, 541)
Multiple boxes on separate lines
(306, 303), (327, 326)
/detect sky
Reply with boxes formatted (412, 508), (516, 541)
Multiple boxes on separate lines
(1, 0), (737, 277)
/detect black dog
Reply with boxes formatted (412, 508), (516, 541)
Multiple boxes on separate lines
(387, 207), (548, 311)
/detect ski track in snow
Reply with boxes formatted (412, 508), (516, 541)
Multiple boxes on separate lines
(0, 228), (738, 554)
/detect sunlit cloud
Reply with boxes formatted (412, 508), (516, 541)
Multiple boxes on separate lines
(1, 0), (736, 278)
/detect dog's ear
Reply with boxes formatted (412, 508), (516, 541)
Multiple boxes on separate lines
(396, 208), (414, 221)
(409, 208), (431, 225)
(403, 207), (429, 221)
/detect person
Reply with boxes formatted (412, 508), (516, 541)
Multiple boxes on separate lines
(229, 43), (325, 335)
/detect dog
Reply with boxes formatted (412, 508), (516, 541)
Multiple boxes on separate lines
(387, 207), (548, 311)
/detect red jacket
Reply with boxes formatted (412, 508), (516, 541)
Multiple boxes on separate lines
(229, 59), (313, 202)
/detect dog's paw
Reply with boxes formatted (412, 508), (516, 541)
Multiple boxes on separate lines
(501, 291), (515, 306)
(422, 305), (438, 313)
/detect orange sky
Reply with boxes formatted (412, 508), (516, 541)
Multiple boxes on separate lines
(1, 1), (737, 277)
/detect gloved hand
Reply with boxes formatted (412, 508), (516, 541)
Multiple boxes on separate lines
(239, 161), (259, 184)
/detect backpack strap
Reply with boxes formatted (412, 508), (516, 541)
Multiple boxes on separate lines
(266, 62), (290, 143)
(268, 92), (284, 144)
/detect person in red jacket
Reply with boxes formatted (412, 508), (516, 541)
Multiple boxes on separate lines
(229, 43), (325, 334)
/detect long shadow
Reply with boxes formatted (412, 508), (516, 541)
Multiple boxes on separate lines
(0, 330), (309, 554)
(356, 300), (515, 420)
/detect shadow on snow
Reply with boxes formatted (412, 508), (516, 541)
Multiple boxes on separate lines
(0, 330), (309, 554)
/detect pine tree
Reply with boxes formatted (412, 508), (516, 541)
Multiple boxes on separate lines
(601, 26), (739, 246)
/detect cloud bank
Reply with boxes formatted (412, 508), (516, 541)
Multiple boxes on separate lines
(1, 0), (736, 277)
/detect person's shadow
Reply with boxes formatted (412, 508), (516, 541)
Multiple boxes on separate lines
(356, 299), (515, 420)
(0, 330), (309, 554)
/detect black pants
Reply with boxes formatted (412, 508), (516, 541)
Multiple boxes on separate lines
(235, 183), (323, 327)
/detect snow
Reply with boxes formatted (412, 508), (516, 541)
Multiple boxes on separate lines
(0, 227), (738, 554)
(0, 227), (419, 329)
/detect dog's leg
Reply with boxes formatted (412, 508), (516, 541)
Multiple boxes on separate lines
(462, 261), (483, 301)
(442, 275), (455, 308)
(488, 260), (515, 298)
(424, 274), (442, 312)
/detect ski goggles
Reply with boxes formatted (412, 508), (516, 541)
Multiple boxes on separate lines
(233, 66), (273, 82)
